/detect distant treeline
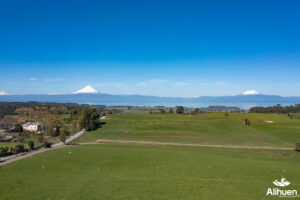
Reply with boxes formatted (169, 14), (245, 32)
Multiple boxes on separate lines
(0, 102), (105, 115)
(249, 104), (300, 114)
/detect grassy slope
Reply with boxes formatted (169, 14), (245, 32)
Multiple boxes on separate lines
(78, 113), (300, 147)
(0, 144), (299, 200)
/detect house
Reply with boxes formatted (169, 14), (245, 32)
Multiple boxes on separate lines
(17, 119), (27, 124)
(22, 122), (43, 132)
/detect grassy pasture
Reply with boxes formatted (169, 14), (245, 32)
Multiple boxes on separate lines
(0, 144), (300, 200)
(78, 113), (300, 147)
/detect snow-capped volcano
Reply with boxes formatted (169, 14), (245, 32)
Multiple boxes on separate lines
(242, 90), (260, 95)
(73, 85), (99, 94)
(0, 90), (8, 95)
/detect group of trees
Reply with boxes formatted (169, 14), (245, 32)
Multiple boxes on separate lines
(249, 104), (300, 114)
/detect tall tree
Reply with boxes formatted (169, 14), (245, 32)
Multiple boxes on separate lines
(176, 106), (184, 114)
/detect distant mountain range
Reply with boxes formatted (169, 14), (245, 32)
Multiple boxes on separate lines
(0, 93), (300, 109)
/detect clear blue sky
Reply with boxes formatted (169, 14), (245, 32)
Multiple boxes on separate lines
(0, 0), (300, 97)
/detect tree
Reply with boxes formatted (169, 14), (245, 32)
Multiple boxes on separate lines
(38, 135), (44, 144)
(168, 108), (174, 114)
(14, 123), (23, 132)
(14, 144), (25, 153)
(79, 108), (100, 131)
(28, 141), (34, 150)
(176, 106), (184, 114)
(193, 108), (200, 114)
(159, 108), (166, 114)
(59, 131), (67, 144)
(43, 141), (52, 148)
(0, 147), (9, 157)
(48, 125), (60, 137)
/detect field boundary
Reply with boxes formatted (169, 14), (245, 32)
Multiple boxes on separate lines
(90, 139), (295, 151)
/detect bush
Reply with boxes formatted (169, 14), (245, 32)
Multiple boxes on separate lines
(0, 147), (9, 157)
(13, 123), (23, 132)
(38, 135), (45, 143)
(159, 109), (166, 114)
(296, 142), (300, 152)
(28, 140), (34, 150)
(59, 131), (67, 144)
(43, 141), (52, 148)
(14, 144), (25, 154)
(245, 118), (250, 126)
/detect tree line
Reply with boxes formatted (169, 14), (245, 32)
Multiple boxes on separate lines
(249, 104), (300, 114)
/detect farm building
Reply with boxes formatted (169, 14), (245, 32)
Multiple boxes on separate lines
(22, 122), (42, 132)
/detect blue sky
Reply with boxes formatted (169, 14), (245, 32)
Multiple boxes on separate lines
(0, 0), (300, 97)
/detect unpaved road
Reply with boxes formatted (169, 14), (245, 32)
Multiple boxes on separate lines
(0, 129), (85, 167)
(51, 129), (85, 148)
(1, 137), (295, 167)
(89, 139), (295, 151)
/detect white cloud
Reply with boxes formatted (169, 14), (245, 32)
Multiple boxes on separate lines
(242, 90), (260, 95)
(0, 90), (8, 95)
(29, 78), (36, 81)
(173, 82), (191, 86)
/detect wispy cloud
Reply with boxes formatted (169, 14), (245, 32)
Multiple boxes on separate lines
(29, 77), (36, 81)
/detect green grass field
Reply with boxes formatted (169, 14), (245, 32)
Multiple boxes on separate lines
(1, 144), (300, 200)
(1, 113), (300, 200)
(78, 113), (300, 148)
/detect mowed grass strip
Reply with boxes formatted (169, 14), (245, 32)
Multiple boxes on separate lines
(0, 144), (300, 200)
(78, 113), (300, 147)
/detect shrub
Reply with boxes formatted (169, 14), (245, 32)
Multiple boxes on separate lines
(15, 144), (25, 154)
(28, 140), (34, 150)
(296, 142), (300, 152)
(38, 135), (44, 143)
(0, 147), (9, 157)
(43, 141), (52, 148)
(59, 131), (67, 144)
(245, 118), (250, 126)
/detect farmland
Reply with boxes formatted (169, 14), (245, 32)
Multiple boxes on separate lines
(78, 113), (300, 148)
(1, 112), (300, 200)
(1, 144), (300, 200)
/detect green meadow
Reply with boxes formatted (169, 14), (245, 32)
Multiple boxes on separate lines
(1, 144), (300, 200)
(1, 113), (300, 200)
(79, 113), (300, 148)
